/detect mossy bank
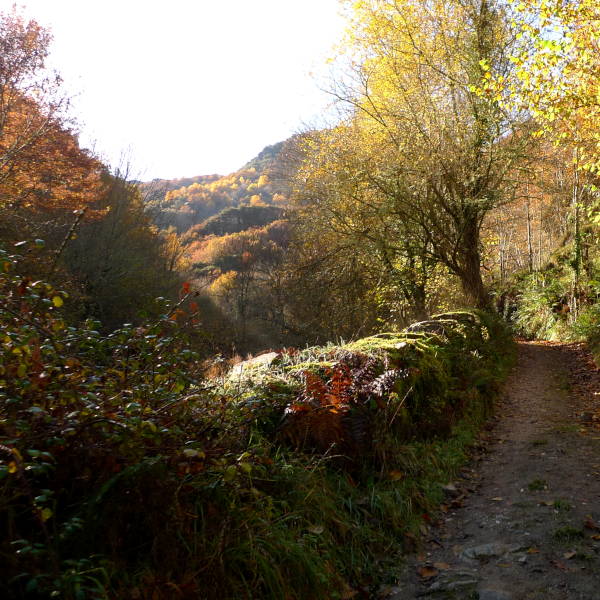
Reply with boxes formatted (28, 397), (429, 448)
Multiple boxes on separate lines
(1, 259), (514, 600)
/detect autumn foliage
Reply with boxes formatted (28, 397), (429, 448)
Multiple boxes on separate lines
(0, 240), (513, 596)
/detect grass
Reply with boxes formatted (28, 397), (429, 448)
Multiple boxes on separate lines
(528, 478), (548, 492)
(552, 499), (572, 512)
(531, 438), (548, 447)
(553, 526), (584, 542)
(0, 300), (515, 599)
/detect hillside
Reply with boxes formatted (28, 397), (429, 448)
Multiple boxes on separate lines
(142, 139), (293, 234)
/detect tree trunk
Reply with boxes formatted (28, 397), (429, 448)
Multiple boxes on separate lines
(458, 218), (491, 310)
(526, 187), (534, 274)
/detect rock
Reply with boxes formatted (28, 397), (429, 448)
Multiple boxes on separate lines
(462, 542), (511, 560)
(428, 579), (478, 593)
(447, 580), (478, 590)
(478, 589), (513, 600)
(404, 320), (449, 335)
(442, 483), (460, 497)
(229, 352), (280, 377)
(462, 542), (526, 561)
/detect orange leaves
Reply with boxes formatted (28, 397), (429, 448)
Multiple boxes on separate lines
(300, 365), (354, 410)
(327, 365), (353, 408)
(0, 99), (103, 213)
(279, 365), (356, 453)
(417, 565), (438, 580)
(302, 371), (329, 404)
(278, 351), (409, 461)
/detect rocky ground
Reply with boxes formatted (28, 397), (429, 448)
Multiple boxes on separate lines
(384, 341), (600, 600)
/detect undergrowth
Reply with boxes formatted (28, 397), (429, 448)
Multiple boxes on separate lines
(0, 243), (514, 599)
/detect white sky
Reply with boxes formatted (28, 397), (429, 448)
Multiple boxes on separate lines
(7, 0), (346, 180)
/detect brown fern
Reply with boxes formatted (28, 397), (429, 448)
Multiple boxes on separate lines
(325, 364), (353, 408)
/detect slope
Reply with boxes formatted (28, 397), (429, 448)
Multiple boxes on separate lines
(142, 139), (293, 234)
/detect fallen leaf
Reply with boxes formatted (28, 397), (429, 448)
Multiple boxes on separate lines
(527, 547), (540, 554)
(584, 517), (599, 531)
(491, 497), (503, 501)
(563, 551), (576, 560)
(550, 560), (568, 571)
(433, 562), (450, 570)
(417, 566), (438, 580)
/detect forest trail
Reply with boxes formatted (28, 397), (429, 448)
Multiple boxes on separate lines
(386, 341), (600, 600)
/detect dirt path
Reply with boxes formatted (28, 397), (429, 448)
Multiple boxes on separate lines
(385, 341), (600, 600)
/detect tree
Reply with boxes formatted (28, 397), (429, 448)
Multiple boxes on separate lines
(509, 1), (600, 172)
(191, 221), (291, 349)
(63, 172), (185, 328)
(297, 0), (529, 309)
(0, 7), (102, 246)
(0, 8), (71, 197)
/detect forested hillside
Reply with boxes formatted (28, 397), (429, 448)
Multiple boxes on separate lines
(3, 1), (600, 598)
(143, 141), (291, 234)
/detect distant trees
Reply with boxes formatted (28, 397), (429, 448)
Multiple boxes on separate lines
(190, 220), (290, 349)
(143, 141), (292, 236)
(186, 204), (284, 239)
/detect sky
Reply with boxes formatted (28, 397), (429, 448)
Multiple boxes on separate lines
(6, 0), (346, 181)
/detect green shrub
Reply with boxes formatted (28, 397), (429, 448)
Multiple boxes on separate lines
(0, 244), (514, 599)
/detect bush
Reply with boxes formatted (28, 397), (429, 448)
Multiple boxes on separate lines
(0, 244), (514, 599)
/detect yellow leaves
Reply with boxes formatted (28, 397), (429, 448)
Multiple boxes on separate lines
(141, 420), (157, 433)
(223, 464), (237, 482)
(210, 271), (238, 296)
(39, 507), (53, 522)
(51, 296), (63, 307)
(182, 448), (205, 459)
(510, 0), (600, 168)
(6, 448), (22, 475)
(51, 319), (65, 332)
